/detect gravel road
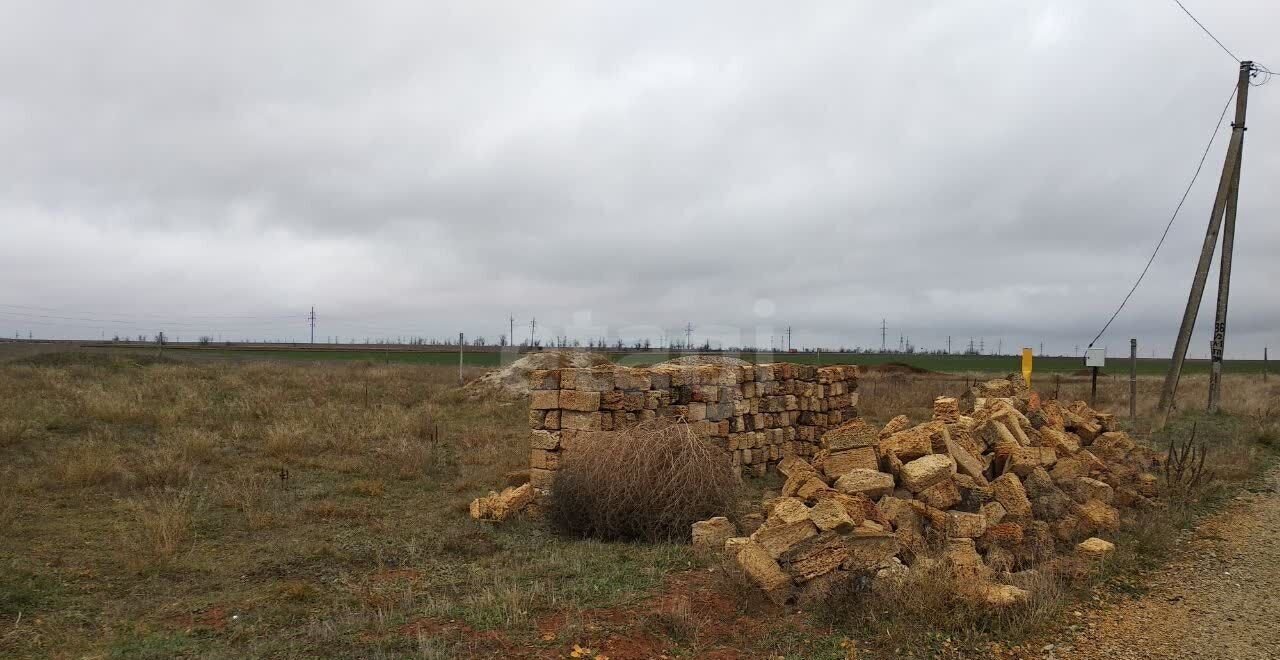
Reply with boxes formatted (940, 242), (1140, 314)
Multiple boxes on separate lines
(1042, 465), (1280, 660)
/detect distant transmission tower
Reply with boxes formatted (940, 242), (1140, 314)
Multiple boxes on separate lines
(881, 319), (887, 353)
(685, 322), (694, 349)
(308, 306), (316, 344)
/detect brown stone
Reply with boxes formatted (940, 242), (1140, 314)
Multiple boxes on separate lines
(945, 511), (987, 539)
(917, 478), (962, 510)
(1091, 431), (1137, 462)
(469, 483), (535, 522)
(880, 424), (936, 462)
(561, 410), (602, 431)
(880, 414), (912, 438)
(529, 389), (559, 410)
(809, 497), (856, 533)
(529, 467), (554, 490)
(842, 530), (901, 571)
(946, 434), (989, 486)
(768, 497), (812, 525)
(559, 389), (601, 412)
(530, 448), (559, 470)
(736, 541), (793, 605)
(530, 430), (560, 450)
(991, 473), (1033, 520)
(779, 531), (849, 582)
(1077, 536), (1116, 560)
(933, 396), (960, 423)
(979, 583), (1030, 608)
(1076, 499), (1120, 533)
(776, 455), (816, 479)
(820, 418), (880, 451)
(750, 519), (818, 558)
(817, 446), (879, 480)
(943, 538), (989, 581)
(692, 517), (737, 553)
(981, 501), (1008, 526)
(833, 469), (895, 499)
(900, 454), (956, 492)
(1040, 427), (1081, 455)
(1076, 477), (1115, 504)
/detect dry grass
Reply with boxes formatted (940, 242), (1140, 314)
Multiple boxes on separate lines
(118, 489), (199, 572)
(0, 353), (694, 658)
(549, 420), (740, 542)
(856, 370), (1278, 428)
(1, 349), (1272, 658)
(814, 557), (1064, 650)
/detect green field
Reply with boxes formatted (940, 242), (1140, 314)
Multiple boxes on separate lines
(1, 341), (1268, 375)
(70, 345), (1270, 376)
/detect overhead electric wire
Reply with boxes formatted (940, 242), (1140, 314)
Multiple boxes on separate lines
(1171, 0), (1240, 62)
(1086, 83), (1238, 349)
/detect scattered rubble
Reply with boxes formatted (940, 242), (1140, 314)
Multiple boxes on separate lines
(712, 375), (1157, 607)
(469, 483), (536, 522)
(463, 350), (612, 400)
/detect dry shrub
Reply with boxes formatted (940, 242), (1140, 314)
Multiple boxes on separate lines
(549, 420), (739, 542)
(376, 436), (455, 481)
(214, 469), (284, 529)
(263, 421), (320, 458)
(46, 437), (130, 489)
(345, 479), (386, 497)
(0, 419), (31, 448)
(130, 446), (195, 490)
(119, 490), (198, 571)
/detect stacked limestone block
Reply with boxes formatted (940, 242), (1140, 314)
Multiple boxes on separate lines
(719, 374), (1159, 606)
(526, 363), (859, 489)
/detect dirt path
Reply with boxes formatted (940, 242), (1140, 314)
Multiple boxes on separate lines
(1043, 466), (1280, 660)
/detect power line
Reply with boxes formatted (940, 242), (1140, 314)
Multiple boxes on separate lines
(1087, 82), (1238, 349)
(1171, 0), (1239, 62)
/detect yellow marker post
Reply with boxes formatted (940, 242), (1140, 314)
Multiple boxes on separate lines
(1022, 348), (1034, 388)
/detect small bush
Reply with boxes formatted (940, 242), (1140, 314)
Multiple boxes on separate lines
(548, 420), (739, 542)
(119, 490), (198, 572)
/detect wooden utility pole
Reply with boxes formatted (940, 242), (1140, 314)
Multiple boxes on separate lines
(458, 332), (465, 385)
(1157, 61), (1253, 425)
(1129, 338), (1138, 426)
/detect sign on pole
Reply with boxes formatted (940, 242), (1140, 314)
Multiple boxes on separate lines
(1084, 347), (1105, 407)
(1021, 348), (1033, 388)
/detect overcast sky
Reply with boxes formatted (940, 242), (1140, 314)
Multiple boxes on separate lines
(1, 1), (1276, 357)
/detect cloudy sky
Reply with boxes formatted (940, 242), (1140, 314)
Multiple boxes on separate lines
(2, 1), (1276, 357)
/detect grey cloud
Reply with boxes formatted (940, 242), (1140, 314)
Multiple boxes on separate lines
(1, 1), (1277, 357)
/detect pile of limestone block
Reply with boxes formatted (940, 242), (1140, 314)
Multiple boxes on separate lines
(698, 375), (1155, 606)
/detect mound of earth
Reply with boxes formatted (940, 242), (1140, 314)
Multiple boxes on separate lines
(11, 350), (179, 368)
(862, 361), (934, 375)
(654, 355), (753, 368)
(464, 350), (612, 399)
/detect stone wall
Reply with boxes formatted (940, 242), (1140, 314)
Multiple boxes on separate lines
(526, 362), (859, 489)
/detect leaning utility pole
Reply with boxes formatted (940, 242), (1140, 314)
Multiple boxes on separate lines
(1159, 61), (1254, 423)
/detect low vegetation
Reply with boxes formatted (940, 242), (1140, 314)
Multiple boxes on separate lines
(0, 348), (1274, 658)
(0, 354), (695, 658)
(549, 420), (739, 542)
